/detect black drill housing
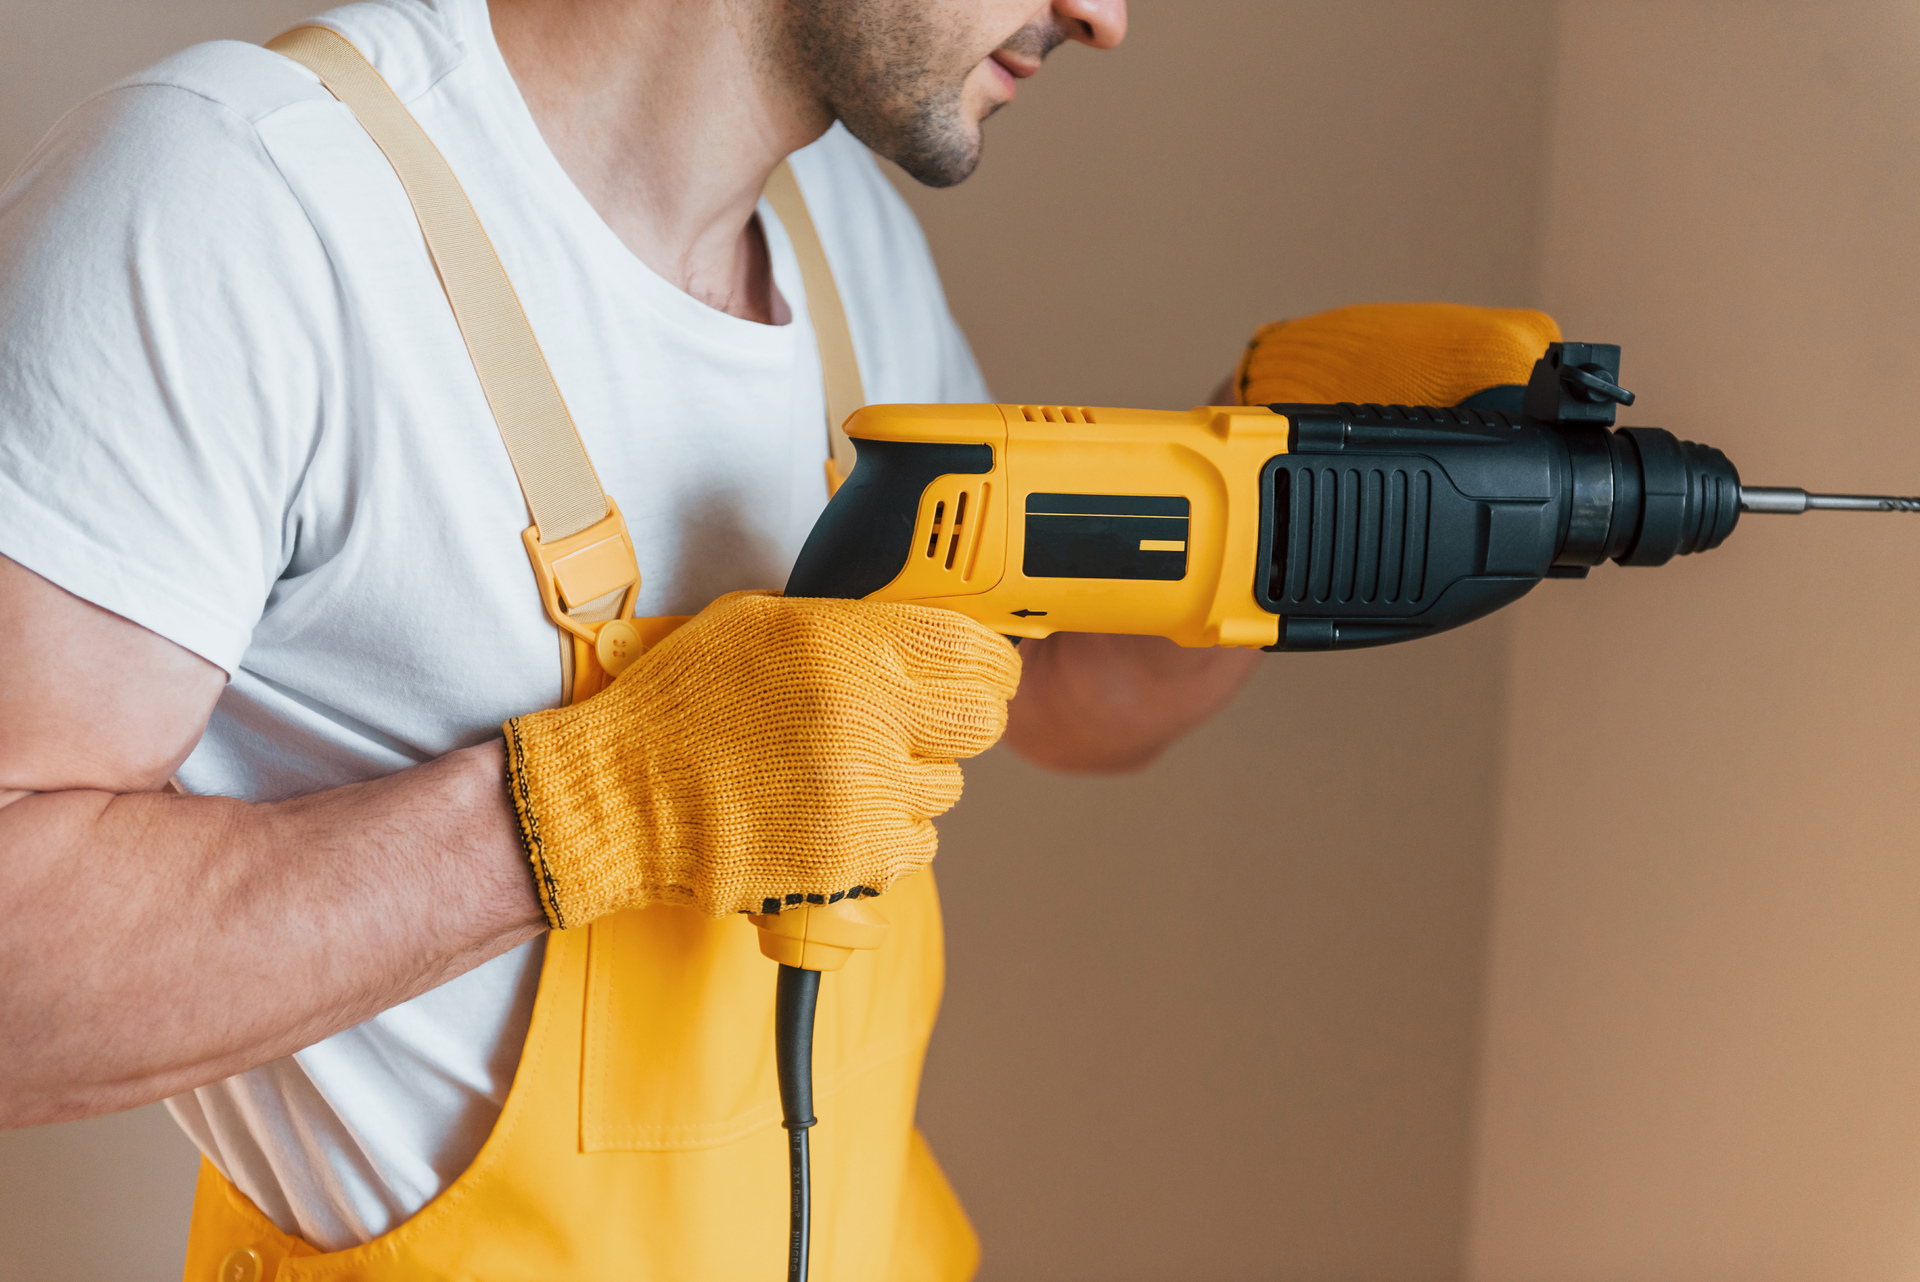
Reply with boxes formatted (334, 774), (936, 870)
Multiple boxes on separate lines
(1259, 342), (1741, 651)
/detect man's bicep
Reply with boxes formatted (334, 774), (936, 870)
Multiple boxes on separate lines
(0, 554), (224, 800)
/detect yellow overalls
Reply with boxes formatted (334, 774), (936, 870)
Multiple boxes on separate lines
(181, 27), (976, 1282)
(183, 877), (971, 1281)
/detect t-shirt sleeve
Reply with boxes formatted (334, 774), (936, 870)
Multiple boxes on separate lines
(0, 80), (339, 674)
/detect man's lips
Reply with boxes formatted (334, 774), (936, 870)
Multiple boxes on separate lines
(993, 50), (1040, 79)
(986, 49), (1038, 98)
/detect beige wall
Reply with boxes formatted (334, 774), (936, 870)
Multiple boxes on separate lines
(1467, 4), (1920, 1278)
(0, 0), (315, 184)
(0, 1105), (202, 1282)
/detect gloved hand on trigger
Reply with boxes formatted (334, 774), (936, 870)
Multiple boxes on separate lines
(1234, 301), (1561, 407)
(502, 591), (1022, 928)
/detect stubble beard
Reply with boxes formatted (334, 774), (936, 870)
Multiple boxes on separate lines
(782, 0), (986, 188)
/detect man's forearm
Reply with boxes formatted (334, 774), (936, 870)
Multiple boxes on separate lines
(1003, 632), (1261, 773)
(0, 742), (543, 1128)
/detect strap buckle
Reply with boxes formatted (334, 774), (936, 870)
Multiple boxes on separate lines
(524, 502), (645, 703)
(523, 500), (640, 644)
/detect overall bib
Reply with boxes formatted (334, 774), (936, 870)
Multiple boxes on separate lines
(182, 27), (975, 1282)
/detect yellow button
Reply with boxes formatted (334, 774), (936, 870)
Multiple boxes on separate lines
(217, 1246), (263, 1282)
(595, 619), (644, 679)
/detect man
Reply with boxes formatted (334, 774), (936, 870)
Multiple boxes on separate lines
(0, 0), (1265, 1273)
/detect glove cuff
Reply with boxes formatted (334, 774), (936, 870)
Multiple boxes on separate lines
(503, 689), (665, 931)
(503, 711), (570, 930)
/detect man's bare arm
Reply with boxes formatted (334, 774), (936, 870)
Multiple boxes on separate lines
(1003, 633), (1260, 773)
(0, 556), (543, 1128)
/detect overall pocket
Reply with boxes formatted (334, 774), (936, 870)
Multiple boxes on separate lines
(580, 870), (945, 1152)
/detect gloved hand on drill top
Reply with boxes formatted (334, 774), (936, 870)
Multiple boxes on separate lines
(502, 590), (1023, 929)
(1234, 301), (1561, 407)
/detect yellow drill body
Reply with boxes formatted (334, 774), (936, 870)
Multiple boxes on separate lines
(840, 402), (1289, 649)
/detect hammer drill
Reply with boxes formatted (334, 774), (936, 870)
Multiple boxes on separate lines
(755, 341), (1918, 1281)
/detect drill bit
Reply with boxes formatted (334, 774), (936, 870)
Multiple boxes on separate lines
(1740, 487), (1920, 514)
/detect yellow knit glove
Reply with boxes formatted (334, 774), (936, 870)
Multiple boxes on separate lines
(502, 591), (1022, 928)
(1234, 302), (1561, 407)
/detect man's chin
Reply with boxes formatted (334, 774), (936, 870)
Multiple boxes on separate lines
(894, 142), (982, 188)
(858, 116), (982, 188)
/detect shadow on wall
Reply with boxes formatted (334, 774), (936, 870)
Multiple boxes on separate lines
(1468, 4), (1920, 1280)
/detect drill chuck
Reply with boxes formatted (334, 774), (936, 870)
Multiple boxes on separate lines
(1554, 426), (1742, 567)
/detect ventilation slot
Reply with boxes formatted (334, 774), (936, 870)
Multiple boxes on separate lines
(1278, 466), (1432, 605)
(914, 484), (993, 583)
(925, 501), (946, 559)
(945, 491), (968, 569)
(1267, 469), (1291, 604)
(1019, 406), (1098, 424)
(961, 484), (989, 580)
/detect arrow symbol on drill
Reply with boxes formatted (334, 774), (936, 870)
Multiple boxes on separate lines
(1010, 609), (1048, 618)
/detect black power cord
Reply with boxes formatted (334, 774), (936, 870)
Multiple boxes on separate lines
(774, 963), (821, 1282)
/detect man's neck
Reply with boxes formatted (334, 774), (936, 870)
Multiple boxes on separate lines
(489, 0), (828, 324)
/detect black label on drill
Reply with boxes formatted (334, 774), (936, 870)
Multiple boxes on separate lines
(1022, 493), (1190, 581)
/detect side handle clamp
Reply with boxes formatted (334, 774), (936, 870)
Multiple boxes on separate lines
(1523, 341), (1637, 426)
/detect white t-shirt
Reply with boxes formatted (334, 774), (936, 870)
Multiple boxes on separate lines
(0, 0), (986, 1253)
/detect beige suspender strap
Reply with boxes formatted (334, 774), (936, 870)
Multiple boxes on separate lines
(269, 25), (635, 705)
(266, 25), (865, 695)
(762, 162), (866, 485)
(267, 25), (612, 544)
